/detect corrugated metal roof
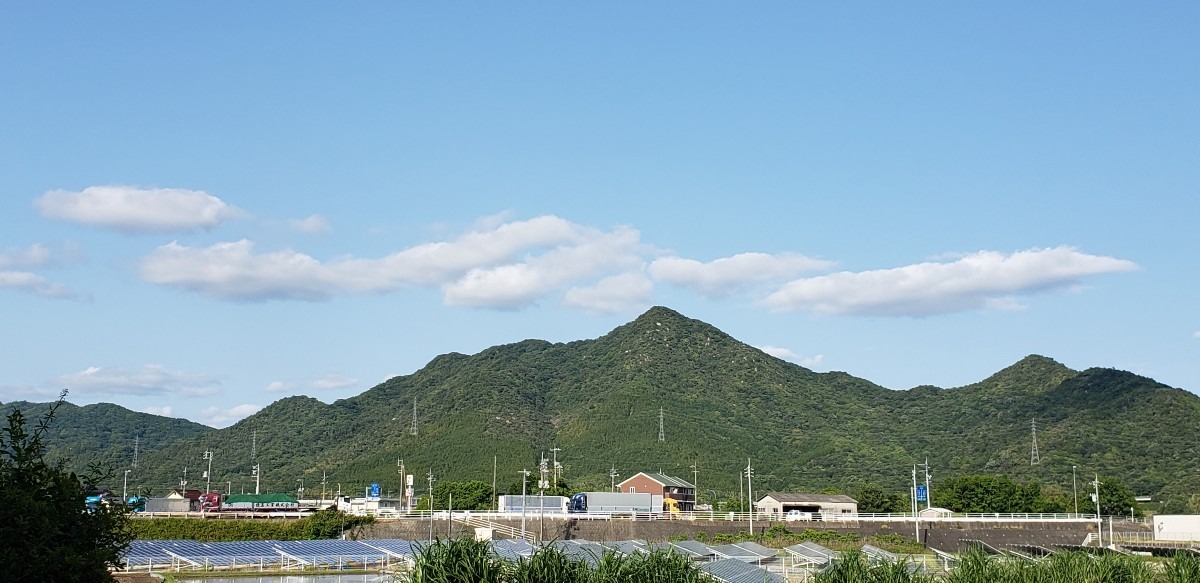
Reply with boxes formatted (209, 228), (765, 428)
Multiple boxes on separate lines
(759, 492), (857, 504)
(622, 472), (695, 489)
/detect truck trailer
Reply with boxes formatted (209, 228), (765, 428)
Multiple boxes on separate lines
(568, 492), (660, 515)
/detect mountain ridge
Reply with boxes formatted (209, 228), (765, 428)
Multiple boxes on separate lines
(11, 306), (1199, 511)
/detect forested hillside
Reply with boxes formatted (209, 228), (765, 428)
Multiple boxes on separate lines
(16, 306), (1200, 511)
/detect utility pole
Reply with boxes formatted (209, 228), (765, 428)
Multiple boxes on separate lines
(492, 456), (498, 512)
(745, 458), (754, 536)
(609, 465), (619, 492)
(739, 463), (744, 513)
(920, 458), (932, 510)
(551, 447), (561, 492)
(397, 458), (406, 511)
(539, 454), (548, 543)
(252, 463), (261, 495)
(690, 461), (699, 510)
(202, 450), (213, 493)
(321, 471), (327, 505)
(123, 469), (131, 501)
(518, 469), (531, 539)
(427, 469), (435, 541)
(912, 465), (920, 542)
(1092, 474), (1103, 548)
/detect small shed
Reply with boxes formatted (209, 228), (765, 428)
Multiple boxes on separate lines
(756, 493), (858, 519)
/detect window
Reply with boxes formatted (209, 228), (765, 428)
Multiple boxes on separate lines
(628, 486), (636, 493)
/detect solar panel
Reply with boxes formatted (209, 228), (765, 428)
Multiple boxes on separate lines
(669, 540), (715, 558)
(784, 541), (837, 564)
(602, 540), (648, 555)
(700, 558), (787, 583)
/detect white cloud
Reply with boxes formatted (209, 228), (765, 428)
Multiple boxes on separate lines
(0, 271), (83, 300)
(800, 354), (825, 368)
(651, 252), (833, 297)
(198, 404), (262, 427)
(35, 185), (244, 233)
(290, 214), (331, 234)
(0, 244), (52, 268)
(442, 226), (645, 308)
(142, 406), (175, 417)
(309, 374), (357, 391)
(53, 365), (221, 397)
(140, 215), (650, 307)
(265, 374), (357, 393)
(563, 273), (653, 314)
(762, 247), (1137, 316)
(756, 345), (824, 368)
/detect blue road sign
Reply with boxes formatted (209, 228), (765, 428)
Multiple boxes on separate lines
(916, 485), (927, 502)
(370, 483), (381, 499)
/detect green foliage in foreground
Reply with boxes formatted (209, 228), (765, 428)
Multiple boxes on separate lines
(816, 549), (1200, 583)
(130, 508), (374, 541)
(1, 394), (133, 583)
(404, 538), (708, 583)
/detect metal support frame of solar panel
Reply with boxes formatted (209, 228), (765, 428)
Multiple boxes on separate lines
(1006, 543), (1055, 559)
(861, 544), (900, 563)
(711, 542), (778, 564)
(784, 541), (837, 567)
(959, 538), (1003, 556)
(699, 558), (787, 583)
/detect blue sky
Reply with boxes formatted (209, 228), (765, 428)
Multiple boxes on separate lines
(2, 3), (1196, 427)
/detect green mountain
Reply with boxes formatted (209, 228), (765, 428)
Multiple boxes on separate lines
(0, 399), (211, 474)
(12, 307), (1200, 510)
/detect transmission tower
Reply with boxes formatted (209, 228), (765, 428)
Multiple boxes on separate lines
(1030, 418), (1041, 465)
(658, 407), (665, 443)
(132, 434), (140, 469)
(410, 400), (419, 436)
(251, 427), (258, 460)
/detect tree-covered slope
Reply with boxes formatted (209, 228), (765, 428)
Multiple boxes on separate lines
(19, 306), (1200, 511)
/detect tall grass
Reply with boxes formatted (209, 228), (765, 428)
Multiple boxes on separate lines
(818, 549), (1200, 583)
(404, 538), (708, 582)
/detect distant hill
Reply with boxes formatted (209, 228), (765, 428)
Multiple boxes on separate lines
(11, 306), (1200, 510)
(0, 399), (211, 474)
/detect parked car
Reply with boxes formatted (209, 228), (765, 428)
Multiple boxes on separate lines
(786, 510), (813, 521)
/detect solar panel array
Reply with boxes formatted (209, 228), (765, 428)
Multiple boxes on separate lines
(700, 558), (787, 583)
